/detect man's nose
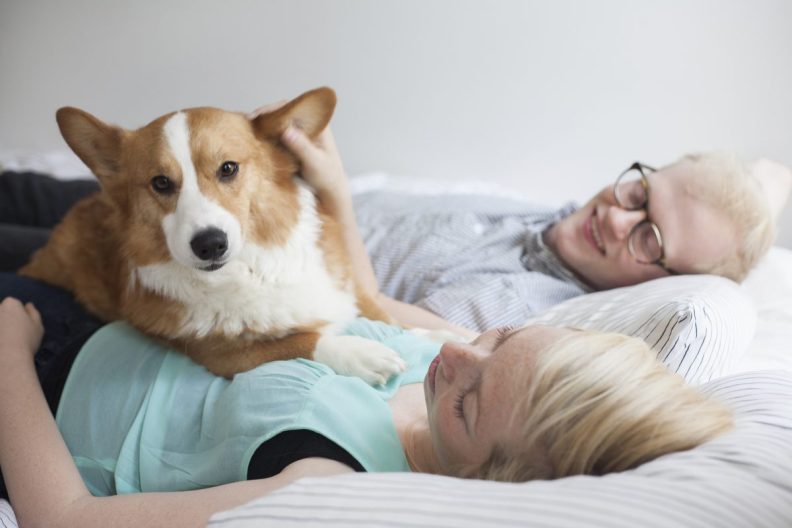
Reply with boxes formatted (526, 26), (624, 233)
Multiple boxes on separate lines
(604, 206), (646, 241)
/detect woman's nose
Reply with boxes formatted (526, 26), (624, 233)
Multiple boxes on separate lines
(605, 206), (646, 241)
(438, 341), (481, 385)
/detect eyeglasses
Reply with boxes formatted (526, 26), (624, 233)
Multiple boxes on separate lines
(613, 162), (678, 275)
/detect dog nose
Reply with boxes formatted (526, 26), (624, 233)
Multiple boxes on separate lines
(190, 228), (228, 261)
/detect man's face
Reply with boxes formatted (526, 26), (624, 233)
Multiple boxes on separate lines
(544, 160), (738, 290)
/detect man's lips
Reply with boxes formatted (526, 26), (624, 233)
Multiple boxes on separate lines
(427, 354), (441, 394)
(583, 209), (606, 256)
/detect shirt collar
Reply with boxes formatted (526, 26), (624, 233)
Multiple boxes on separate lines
(521, 203), (593, 292)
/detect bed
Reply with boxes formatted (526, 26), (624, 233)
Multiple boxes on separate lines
(209, 177), (792, 528)
(1, 168), (791, 528)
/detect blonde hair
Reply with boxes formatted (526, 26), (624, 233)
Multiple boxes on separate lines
(465, 330), (733, 482)
(669, 152), (775, 282)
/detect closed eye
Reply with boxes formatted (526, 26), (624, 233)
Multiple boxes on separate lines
(493, 325), (516, 348)
(454, 392), (465, 419)
(454, 373), (482, 436)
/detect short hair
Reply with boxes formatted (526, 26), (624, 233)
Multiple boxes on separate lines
(462, 329), (733, 482)
(671, 152), (775, 282)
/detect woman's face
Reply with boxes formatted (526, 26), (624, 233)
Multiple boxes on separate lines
(424, 324), (574, 474)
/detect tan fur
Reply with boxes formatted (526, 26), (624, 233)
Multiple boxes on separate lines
(21, 87), (391, 378)
(172, 331), (322, 379)
(22, 194), (126, 319)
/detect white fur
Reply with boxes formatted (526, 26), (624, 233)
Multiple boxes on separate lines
(314, 335), (407, 385)
(134, 185), (359, 338)
(161, 112), (243, 270)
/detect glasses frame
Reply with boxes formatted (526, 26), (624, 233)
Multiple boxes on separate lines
(613, 162), (679, 276)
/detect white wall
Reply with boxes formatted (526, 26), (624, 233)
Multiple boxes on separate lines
(1, 0), (790, 246)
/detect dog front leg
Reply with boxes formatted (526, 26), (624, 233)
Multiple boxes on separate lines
(174, 330), (406, 384)
(173, 331), (322, 378)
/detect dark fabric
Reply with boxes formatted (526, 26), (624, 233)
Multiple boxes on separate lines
(0, 171), (99, 227)
(247, 429), (365, 480)
(0, 171), (99, 272)
(0, 224), (53, 272)
(0, 273), (105, 500)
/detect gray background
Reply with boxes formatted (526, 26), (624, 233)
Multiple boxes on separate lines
(1, 0), (790, 247)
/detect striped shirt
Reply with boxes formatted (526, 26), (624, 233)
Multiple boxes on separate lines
(354, 192), (587, 331)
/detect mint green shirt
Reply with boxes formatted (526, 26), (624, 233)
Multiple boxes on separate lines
(55, 319), (441, 496)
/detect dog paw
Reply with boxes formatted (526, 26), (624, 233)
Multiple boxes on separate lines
(314, 335), (407, 385)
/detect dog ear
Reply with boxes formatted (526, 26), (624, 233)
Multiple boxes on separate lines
(251, 87), (336, 141)
(56, 107), (125, 182)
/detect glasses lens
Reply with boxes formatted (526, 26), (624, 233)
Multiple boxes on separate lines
(614, 167), (647, 210)
(629, 222), (663, 264)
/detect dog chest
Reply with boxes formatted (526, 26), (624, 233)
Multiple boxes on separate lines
(133, 240), (359, 339)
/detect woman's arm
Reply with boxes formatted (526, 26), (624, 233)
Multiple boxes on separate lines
(0, 298), (352, 528)
(280, 127), (477, 339)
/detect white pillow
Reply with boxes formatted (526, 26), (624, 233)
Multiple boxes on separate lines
(738, 246), (792, 373)
(524, 274), (757, 385)
(742, 246), (792, 325)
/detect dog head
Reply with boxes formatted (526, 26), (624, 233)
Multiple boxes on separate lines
(55, 87), (336, 273)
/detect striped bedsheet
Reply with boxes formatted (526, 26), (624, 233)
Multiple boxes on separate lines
(0, 501), (14, 528)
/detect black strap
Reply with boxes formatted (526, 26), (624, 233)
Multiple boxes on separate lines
(247, 429), (365, 479)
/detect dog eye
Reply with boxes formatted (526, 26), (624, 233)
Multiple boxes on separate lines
(151, 175), (175, 194)
(218, 161), (239, 181)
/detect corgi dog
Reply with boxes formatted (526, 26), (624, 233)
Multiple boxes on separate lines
(20, 87), (405, 382)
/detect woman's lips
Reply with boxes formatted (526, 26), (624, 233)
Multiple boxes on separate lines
(427, 354), (441, 394)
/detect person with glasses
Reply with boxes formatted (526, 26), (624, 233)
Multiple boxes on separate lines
(276, 126), (783, 333)
(540, 154), (786, 294)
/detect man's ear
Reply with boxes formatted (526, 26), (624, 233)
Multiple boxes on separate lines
(251, 87), (336, 141)
(56, 107), (124, 182)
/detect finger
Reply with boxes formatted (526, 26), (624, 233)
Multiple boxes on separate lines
(25, 302), (42, 325)
(246, 100), (288, 119)
(281, 126), (318, 161)
(314, 126), (337, 150)
(1, 296), (23, 308)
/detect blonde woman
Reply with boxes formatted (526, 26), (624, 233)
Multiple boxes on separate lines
(0, 290), (731, 528)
